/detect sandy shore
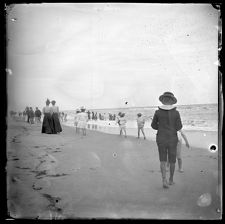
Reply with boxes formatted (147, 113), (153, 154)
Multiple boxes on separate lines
(6, 119), (221, 219)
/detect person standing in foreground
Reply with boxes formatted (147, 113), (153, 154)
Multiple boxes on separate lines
(42, 99), (53, 134)
(151, 92), (182, 188)
(50, 100), (62, 134)
(136, 113), (146, 139)
(77, 107), (88, 136)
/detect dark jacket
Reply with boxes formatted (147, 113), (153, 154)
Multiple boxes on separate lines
(151, 107), (182, 143)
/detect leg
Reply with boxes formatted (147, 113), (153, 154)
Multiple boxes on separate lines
(137, 127), (140, 138)
(178, 158), (184, 172)
(168, 141), (178, 185)
(158, 143), (169, 188)
(169, 163), (175, 185)
(141, 128), (146, 139)
(124, 128), (127, 138)
(176, 140), (183, 172)
(160, 162), (169, 188)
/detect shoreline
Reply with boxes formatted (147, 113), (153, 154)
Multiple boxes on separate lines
(6, 119), (221, 219)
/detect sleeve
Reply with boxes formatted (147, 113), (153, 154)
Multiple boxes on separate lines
(151, 111), (158, 130)
(176, 111), (183, 131)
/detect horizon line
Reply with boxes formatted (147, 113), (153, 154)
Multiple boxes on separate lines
(61, 102), (218, 111)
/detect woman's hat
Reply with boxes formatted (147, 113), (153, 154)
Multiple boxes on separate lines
(159, 92), (177, 104)
(51, 100), (56, 104)
(46, 99), (50, 104)
(137, 113), (142, 116)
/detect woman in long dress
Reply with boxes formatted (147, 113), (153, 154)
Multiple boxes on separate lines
(50, 100), (62, 134)
(41, 99), (53, 134)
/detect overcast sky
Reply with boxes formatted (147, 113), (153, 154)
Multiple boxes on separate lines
(6, 3), (219, 111)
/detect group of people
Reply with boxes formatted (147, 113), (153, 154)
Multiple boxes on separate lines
(22, 107), (42, 124)
(30, 91), (190, 189)
(115, 92), (190, 189)
(86, 111), (117, 121)
(41, 99), (62, 134)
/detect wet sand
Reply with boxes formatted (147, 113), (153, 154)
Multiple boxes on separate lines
(6, 119), (221, 219)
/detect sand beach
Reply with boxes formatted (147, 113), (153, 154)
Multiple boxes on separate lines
(6, 118), (221, 220)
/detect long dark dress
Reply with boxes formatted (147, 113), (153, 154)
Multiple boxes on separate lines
(42, 106), (54, 134)
(51, 113), (62, 134)
(42, 113), (54, 134)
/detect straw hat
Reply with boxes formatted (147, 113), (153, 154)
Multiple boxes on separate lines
(159, 92), (177, 104)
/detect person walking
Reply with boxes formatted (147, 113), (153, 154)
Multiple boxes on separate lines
(74, 109), (80, 133)
(77, 107), (88, 136)
(34, 107), (42, 123)
(151, 92), (183, 189)
(136, 113), (146, 139)
(29, 107), (35, 124)
(41, 99), (53, 134)
(50, 100), (62, 134)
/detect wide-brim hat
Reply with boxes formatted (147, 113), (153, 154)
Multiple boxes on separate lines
(159, 92), (177, 104)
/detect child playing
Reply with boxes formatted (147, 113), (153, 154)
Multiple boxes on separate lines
(77, 107), (88, 136)
(74, 109), (80, 133)
(151, 92), (183, 189)
(136, 113), (146, 139)
(118, 112), (127, 138)
(166, 130), (190, 172)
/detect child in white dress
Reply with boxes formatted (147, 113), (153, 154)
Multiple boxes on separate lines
(136, 113), (146, 139)
(77, 107), (88, 136)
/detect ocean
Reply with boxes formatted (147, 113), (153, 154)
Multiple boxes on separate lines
(62, 103), (218, 132)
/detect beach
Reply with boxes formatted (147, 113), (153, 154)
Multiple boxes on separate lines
(6, 119), (221, 219)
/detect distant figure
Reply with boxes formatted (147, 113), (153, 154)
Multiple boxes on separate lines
(50, 100), (62, 134)
(25, 107), (30, 123)
(60, 112), (64, 122)
(118, 112), (127, 138)
(77, 107), (88, 136)
(94, 112), (98, 120)
(64, 113), (67, 122)
(87, 110), (91, 120)
(74, 109), (80, 133)
(151, 92), (183, 188)
(92, 111), (95, 120)
(136, 113), (146, 139)
(22, 110), (26, 121)
(42, 99), (53, 134)
(35, 107), (42, 123)
(29, 107), (35, 124)
(167, 130), (190, 172)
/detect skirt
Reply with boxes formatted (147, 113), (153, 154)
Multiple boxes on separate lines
(41, 113), (53, 134)
(52, 113), (62, 134)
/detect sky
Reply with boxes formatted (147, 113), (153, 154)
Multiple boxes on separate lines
(6, 3), (219, 111)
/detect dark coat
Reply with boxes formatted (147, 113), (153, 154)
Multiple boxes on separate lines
(151, 107), (182, 143)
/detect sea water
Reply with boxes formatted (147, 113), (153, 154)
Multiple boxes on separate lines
(61, 104), (218, 149)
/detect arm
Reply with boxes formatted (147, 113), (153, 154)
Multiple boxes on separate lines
(151, 112), (158, 130)
(176, 111), (183, 131)
(180, 130), (190, 148)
